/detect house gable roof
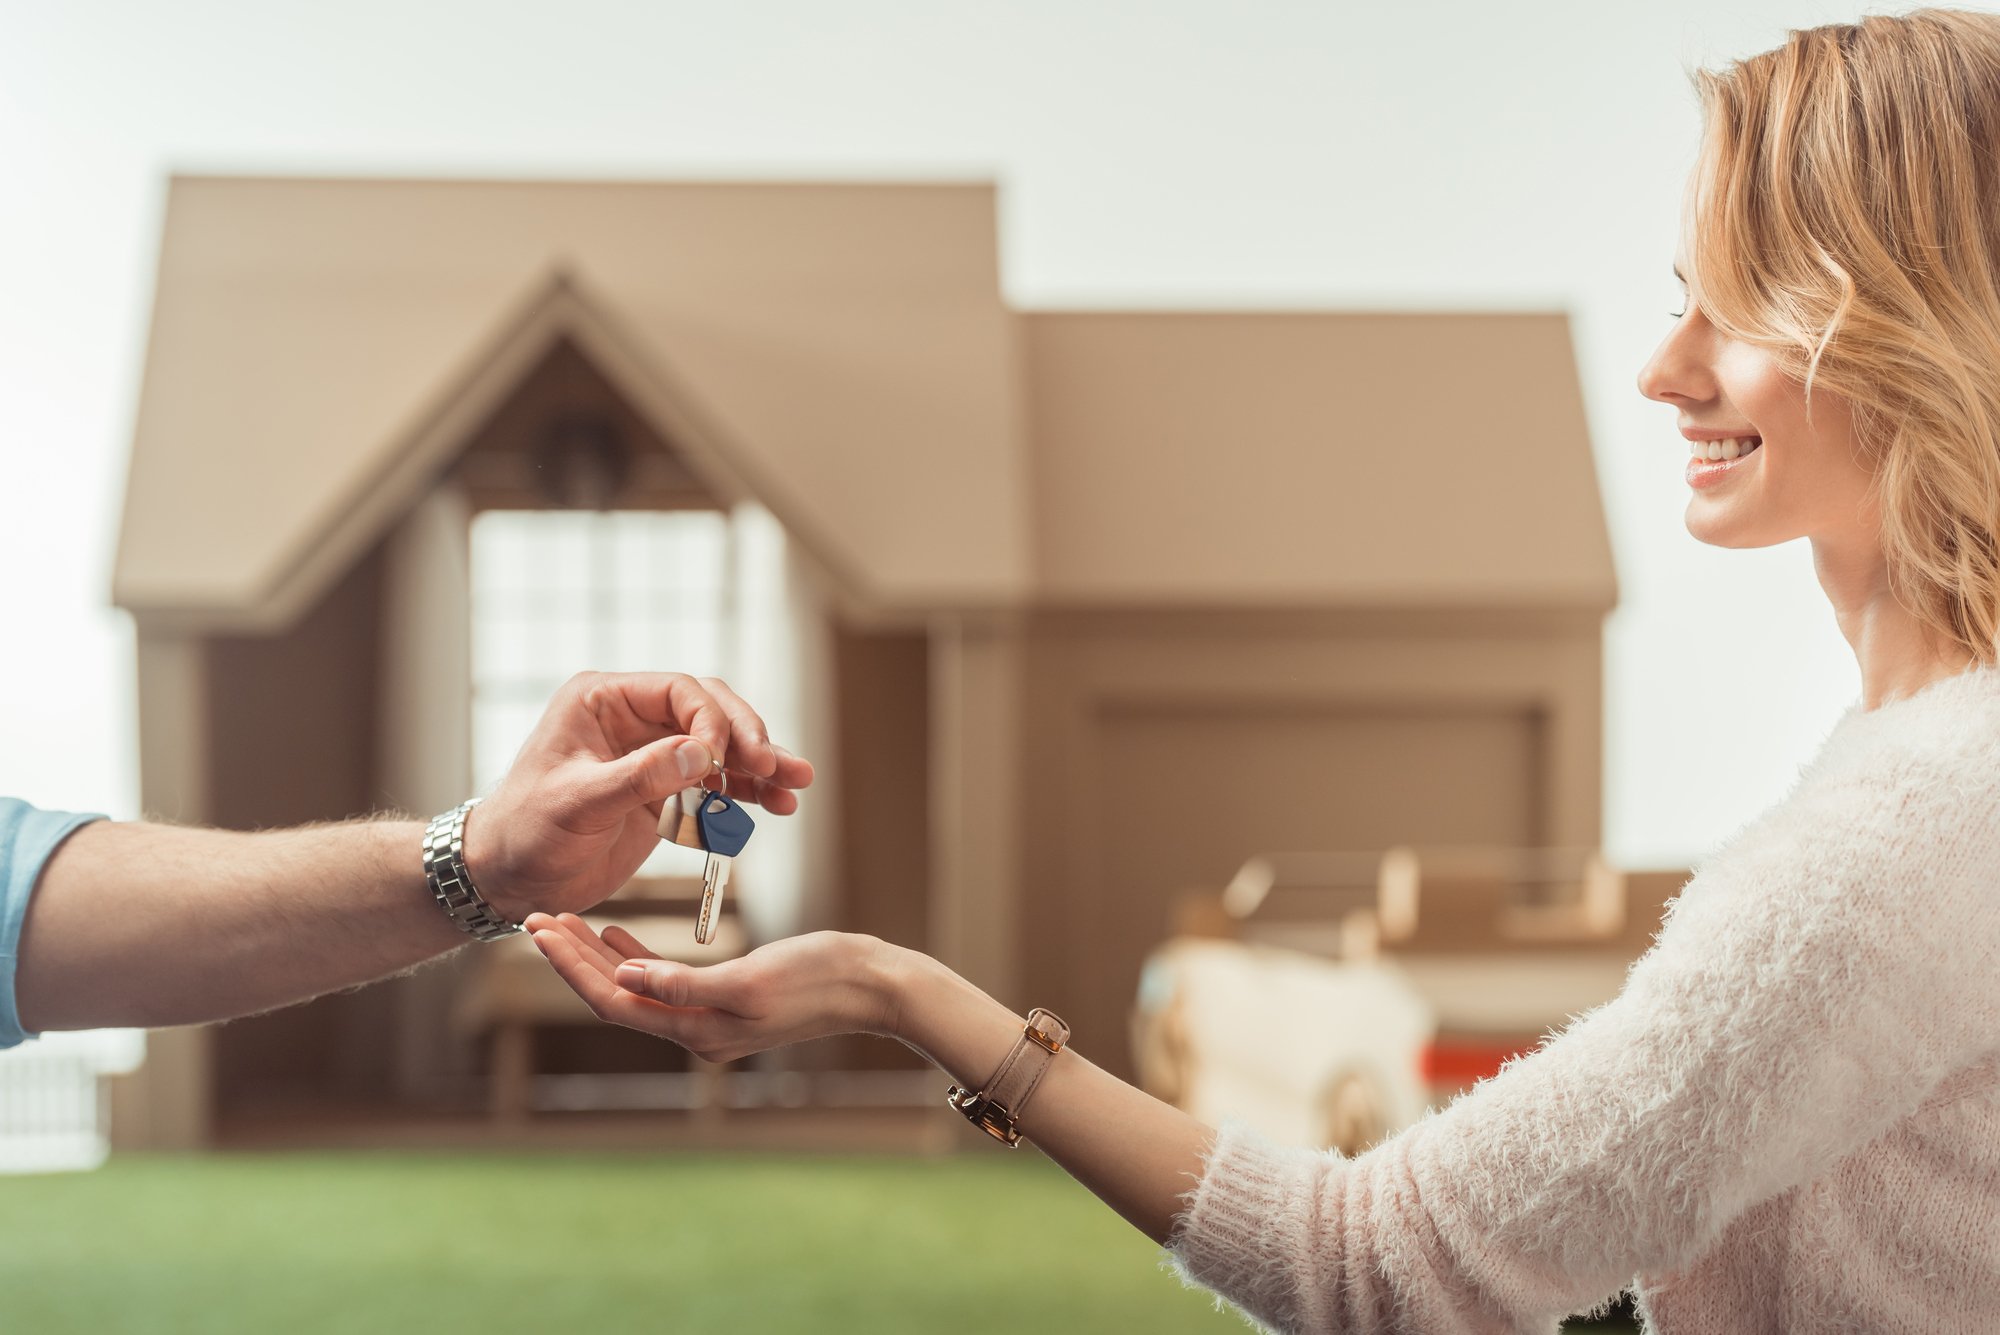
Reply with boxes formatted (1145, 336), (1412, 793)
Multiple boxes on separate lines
(1024, 311), (1617, 612)
(116, 177), (1029, 630)
(116, 177), (1616, 631)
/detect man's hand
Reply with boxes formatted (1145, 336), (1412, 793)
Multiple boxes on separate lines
(15, 670), (813, 1035)
(468, 672), (814, 921)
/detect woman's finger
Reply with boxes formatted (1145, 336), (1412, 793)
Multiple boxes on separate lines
(537, 932), (747, 1054)
(614, 957), (754, 1014)
(523, 913), (609, 978)
(599, 924), (665, 962)
(554, 913), (626, 974)
(532, 929), (673, 1030)
(523, 912), (587, 960)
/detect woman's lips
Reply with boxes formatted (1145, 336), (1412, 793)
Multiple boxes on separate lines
(1686, 446), (1761, 489)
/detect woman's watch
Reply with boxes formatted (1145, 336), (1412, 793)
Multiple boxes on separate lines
(945, 1008), (1070, 1147)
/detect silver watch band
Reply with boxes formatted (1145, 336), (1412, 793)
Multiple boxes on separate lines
(423, 799), (520, 941)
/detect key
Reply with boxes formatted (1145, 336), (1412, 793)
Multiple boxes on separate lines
(658, 787), (709, 852)
(656, 753), (728, 849)
(656, 787), (728, 940)
(694, 791), (755, 946)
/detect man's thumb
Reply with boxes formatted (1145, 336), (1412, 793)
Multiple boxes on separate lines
(619, 736), (714, 806)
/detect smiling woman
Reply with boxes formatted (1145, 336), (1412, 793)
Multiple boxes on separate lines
(533, 12), (2000, 1334)
(1656, 8), (2000, 670)
(1638, 302), (1873, 557)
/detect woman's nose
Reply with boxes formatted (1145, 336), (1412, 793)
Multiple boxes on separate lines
(1637, 312), (1713, 406)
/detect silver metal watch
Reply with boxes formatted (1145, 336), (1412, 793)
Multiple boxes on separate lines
(423, 799), (520, 941)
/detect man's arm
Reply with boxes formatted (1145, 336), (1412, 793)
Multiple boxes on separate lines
(13, 671), (812, 1034)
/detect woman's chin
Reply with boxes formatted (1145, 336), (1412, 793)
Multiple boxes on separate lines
(1684, 501), (1782, 549)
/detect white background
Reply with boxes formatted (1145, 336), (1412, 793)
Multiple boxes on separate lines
(0, 0), (1928, 866)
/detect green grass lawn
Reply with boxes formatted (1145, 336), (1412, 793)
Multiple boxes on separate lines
(0, 1152), (1639, 1334)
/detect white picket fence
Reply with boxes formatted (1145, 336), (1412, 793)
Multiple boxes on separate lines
(0, 1030), (145, 1173)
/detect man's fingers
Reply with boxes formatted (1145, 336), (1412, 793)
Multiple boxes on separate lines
(631, 673), (735, 767)
(566, 671), (729, 761)
(692, 676), (780, 780)
(603, 743), (805, 815)
(579, 675), (811, 812)
(609, 735), (714, 808)
(766, 745), (815, 792)
(720, 769), (802, 815)
(683, 677), (810, 807)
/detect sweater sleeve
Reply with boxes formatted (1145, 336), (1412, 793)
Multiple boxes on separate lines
(1166, 755), (2000, 1333)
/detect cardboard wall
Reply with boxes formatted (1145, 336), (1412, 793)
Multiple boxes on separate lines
(202, 547), (398, 1108)
(827, 625), (932, 1069)
(1016, 609), (1602, 1079)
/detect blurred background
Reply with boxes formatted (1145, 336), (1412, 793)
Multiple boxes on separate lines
(0, 2), (1926, 1331)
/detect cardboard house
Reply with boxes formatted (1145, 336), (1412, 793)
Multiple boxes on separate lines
(112, 177), (1616, 1147)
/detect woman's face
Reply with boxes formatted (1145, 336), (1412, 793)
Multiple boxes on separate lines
(1637, 291), (1877, 551)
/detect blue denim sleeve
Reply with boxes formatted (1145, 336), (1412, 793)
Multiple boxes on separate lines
(0, 798), (104, 1049)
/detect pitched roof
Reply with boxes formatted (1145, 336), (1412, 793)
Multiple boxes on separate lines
(115, 177), (1614, 629)
(1024, 311), (1616, 610)
(116, 177), (1028, 630)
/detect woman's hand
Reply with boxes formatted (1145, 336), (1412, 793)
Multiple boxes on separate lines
(530, 912), (1214, 1248)
(526, 913), (903, 1063)
(469, 672), (815, 923)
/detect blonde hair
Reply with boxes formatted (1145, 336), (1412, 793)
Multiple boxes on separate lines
(1690, 9), (2000, 663)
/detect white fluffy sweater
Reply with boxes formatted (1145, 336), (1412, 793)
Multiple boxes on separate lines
(1168, 666), (2000, 1332)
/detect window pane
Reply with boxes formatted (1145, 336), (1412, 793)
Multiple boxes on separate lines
(469, 509), (733, 793)
(473, 699), (544, 793)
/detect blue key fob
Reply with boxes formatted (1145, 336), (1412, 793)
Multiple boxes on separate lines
(695, 791), (755, 857)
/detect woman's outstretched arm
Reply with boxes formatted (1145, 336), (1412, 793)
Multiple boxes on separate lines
(530, 915), (1210, 1241)
(529, 741), (2000, 1332)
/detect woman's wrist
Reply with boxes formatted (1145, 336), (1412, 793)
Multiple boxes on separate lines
(868, 943), (952, 1044)
(871, 943), (1029, 1092)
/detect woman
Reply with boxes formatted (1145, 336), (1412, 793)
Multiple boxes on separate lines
(530, 13), (2000, 1331)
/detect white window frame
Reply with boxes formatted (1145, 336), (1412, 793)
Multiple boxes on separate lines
(468, 508), (738, 797)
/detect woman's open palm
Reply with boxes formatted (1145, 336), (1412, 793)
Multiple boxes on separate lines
(526, 913), (898, 1064)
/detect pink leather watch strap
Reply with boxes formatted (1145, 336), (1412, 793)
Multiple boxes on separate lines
(947, 1008), (1070, 1147)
